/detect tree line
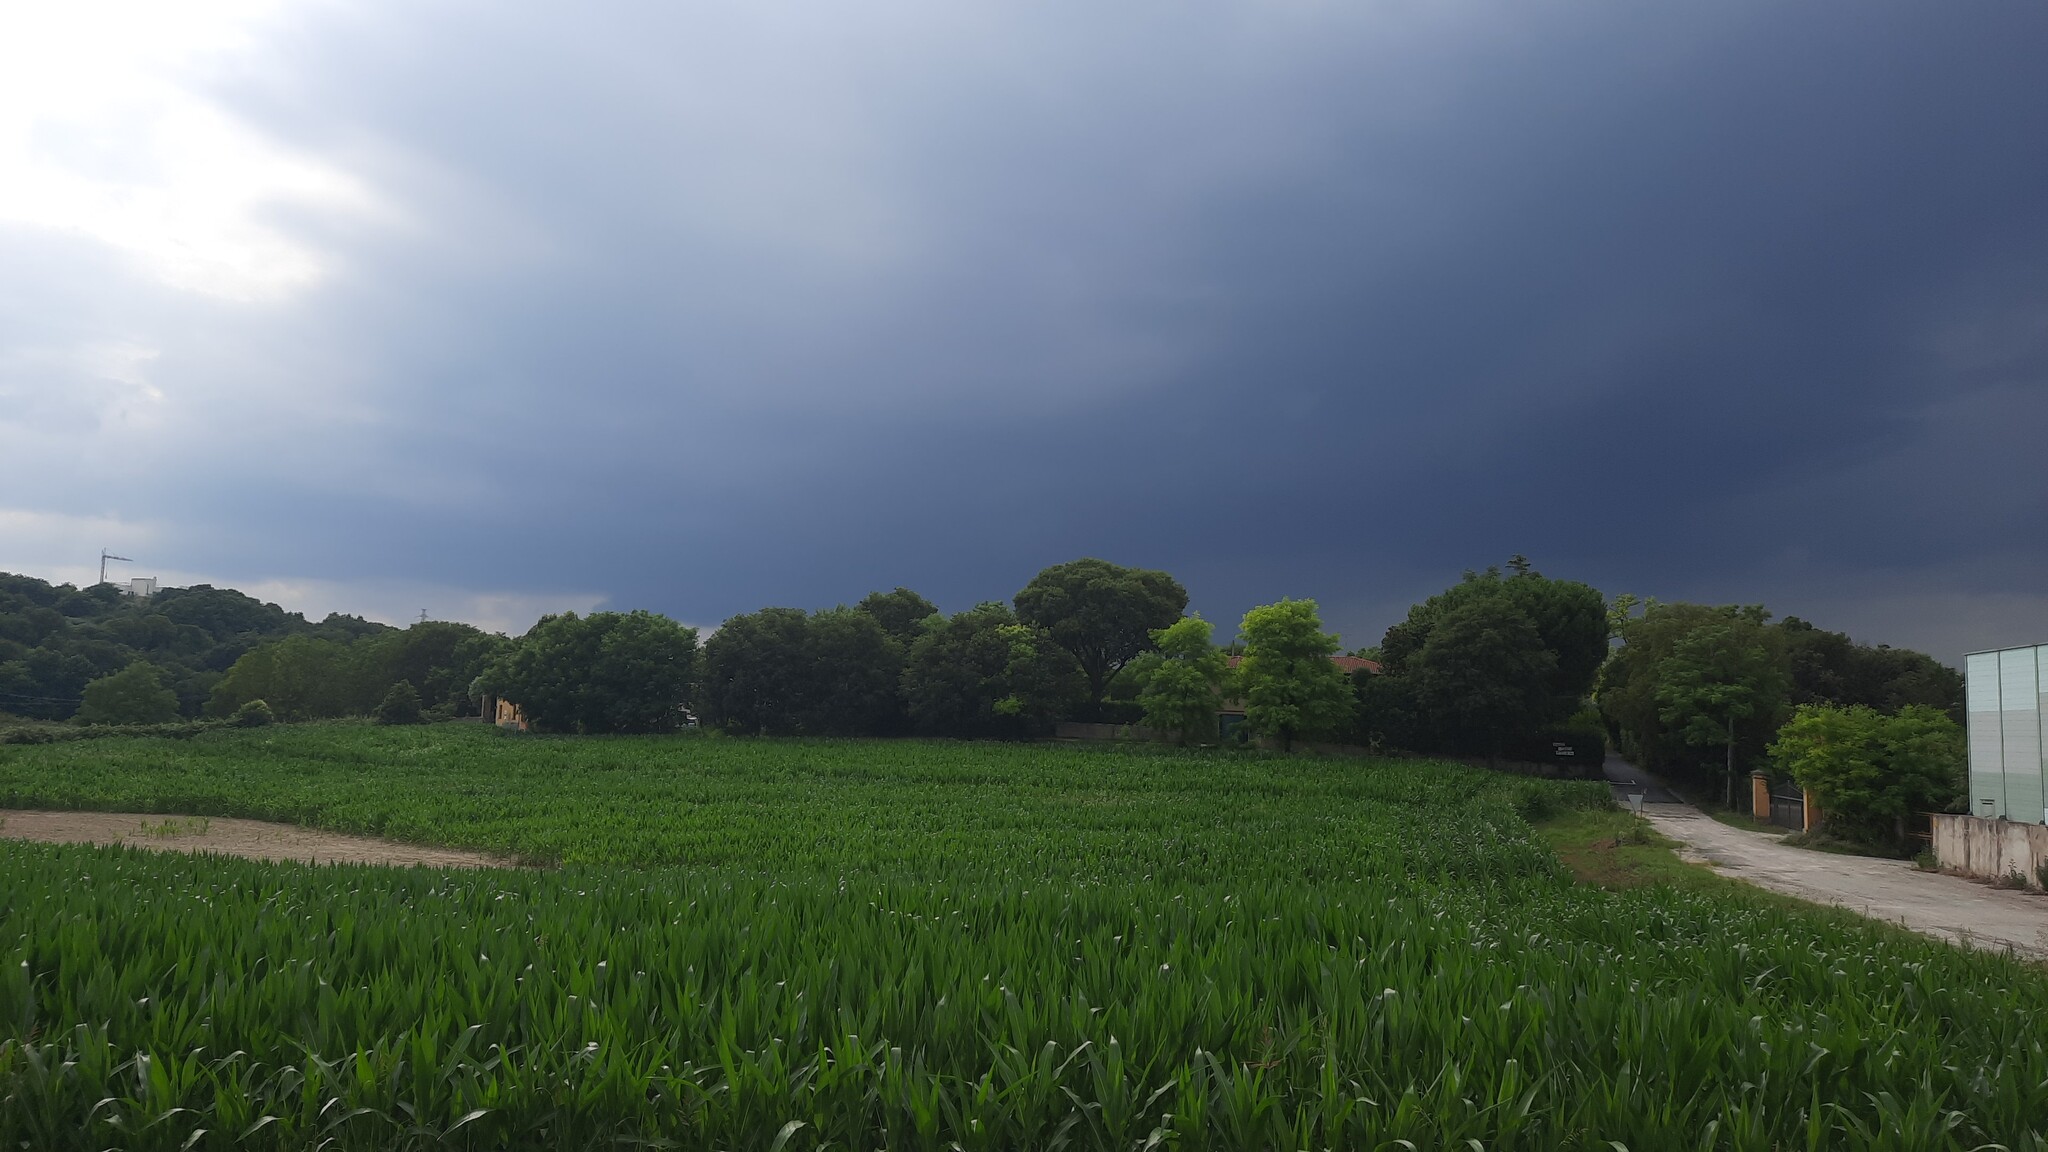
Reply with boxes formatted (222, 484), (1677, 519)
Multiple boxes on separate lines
(3, 560), (1968, 852)
(0, 574), (392, 722)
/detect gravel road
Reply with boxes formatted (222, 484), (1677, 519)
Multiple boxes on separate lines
(1603, 759), (2048, 960)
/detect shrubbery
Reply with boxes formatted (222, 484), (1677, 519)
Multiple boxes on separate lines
(1770, 703), (1964, 850)
(372, 681), (423, 726)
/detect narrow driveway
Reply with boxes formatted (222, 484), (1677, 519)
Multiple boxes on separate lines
(1608, 758), (2048, 960)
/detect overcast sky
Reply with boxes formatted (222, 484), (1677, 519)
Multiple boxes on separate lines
(3, 1), (2043, 662)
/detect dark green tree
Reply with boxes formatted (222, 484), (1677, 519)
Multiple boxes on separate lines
(1015, 559), (1187, 715)
(1235, 599), (1354, 752)
(700, 608), (813, 735)
(902, 603), (1082, 739)
(205, 636), (369, 721)
(1379, 562), (1605, 717)
(484, 611), (698, 734)
(1778, 617), (1963, 721)
(373, 680), (423, 725)
(1412, 599), (1557, 761)
(1351, 666), (1431, 754)
(855, 588), (940, 646)
(76, 661), (181, 725)
(795, 607), (906, 736)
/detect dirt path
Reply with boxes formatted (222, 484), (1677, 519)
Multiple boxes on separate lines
(0, 809), (515, 869)
(1641, 802), (2048, 960)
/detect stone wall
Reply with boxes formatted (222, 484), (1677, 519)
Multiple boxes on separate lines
(1932, 813), (2048, 889)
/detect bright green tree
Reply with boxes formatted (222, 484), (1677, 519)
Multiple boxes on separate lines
(1139, 615), (1229, 744)
(1412, 599), (1557, 762)
(1235, 599), (1354, 752)
(1653, 615), (1789, 806)
(1015, 558), (1187, 714)
(1770, 703), (1964, 849)
(76, 661), (181, 725)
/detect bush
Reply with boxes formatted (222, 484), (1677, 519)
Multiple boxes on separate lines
(373, 681), (423, 726)
(2, 720), (215, 744)
(229, 699), (275, 728)
(76, 661), (182, 726)
(1770, 703), (1963, 851)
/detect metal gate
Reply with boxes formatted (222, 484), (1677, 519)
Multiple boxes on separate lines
(1767, 791), (1805, 831)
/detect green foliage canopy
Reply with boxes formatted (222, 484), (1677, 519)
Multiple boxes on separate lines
(75, 661), (181, 725)
(1138, 615), (1228, 744)
(372, 680), (423, 726)
(1770, 703), (1965, 848)
(902, 602), (1081, 738)
(1380, 563), (1606, 715)
(485, 610), (698, 734)
(854, 587), (939, 646)
(701, 606), (907, 736)
(1235, 599), (1354, 751)
(1015, 558), (1187, 709)
(1412, 599), (1558, 759)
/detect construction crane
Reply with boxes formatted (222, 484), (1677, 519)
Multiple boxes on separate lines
(98, 551), (133, 585)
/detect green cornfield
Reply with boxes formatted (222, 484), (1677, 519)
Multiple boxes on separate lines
(2, 724), (2045, 1150)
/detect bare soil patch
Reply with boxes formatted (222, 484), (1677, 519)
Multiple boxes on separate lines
(0, 809), (514, 869)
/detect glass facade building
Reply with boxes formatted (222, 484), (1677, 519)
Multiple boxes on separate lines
(1965, 644), (2048, 824)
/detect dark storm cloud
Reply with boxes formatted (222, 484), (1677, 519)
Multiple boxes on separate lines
(5, 1), (2043, 659)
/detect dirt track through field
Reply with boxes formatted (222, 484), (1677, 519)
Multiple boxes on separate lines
(0, 809), (514, 869)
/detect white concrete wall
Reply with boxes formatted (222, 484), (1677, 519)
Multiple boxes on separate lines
(1932, 812), (2048, 888)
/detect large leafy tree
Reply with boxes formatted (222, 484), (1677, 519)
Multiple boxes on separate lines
(1380, 562), (1606, 716)
(206, 635), (372, 720)
(1770, 703), (1964, 849)
(76, 661), (181, 725)
(1138, 615), (1229, 744)
(902, 603), (1082, 739)
(485, 610), (697, 734)
(1652, 614), (1789, 806)
(1412, 598), (1557, 761)
(1235, 599), (1354, 752)
(855, 588), (939, 646)
(700, 608), (812, 735)
(795, 607), (906, 736)
(1600, 602), (1756, 770)
(1014, 559), (1187, 713)
(364, 622), (510, 715)
(1778, 617), (1963, 720)
(701, 606), (908, 736)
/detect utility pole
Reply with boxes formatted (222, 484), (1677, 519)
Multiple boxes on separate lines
(99, 551), (134, 585)
(419, 609), (429, 625)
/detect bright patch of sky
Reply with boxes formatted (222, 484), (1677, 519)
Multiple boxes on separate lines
(0, 0), (377, 302)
